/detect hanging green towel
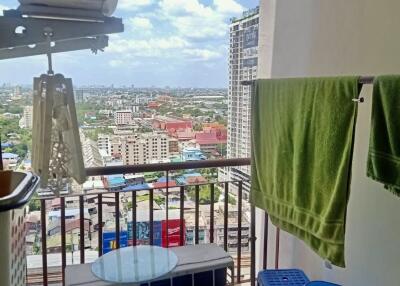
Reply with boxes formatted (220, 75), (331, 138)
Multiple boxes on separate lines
(367, 75), (400, 197)
(251, 77), (360, 267)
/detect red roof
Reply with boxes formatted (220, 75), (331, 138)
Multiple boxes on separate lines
(186, 176), (208, 184)
(51, 198), (61, 207)
(153, 182), (177, 189)
(195, 132), (226, 145)
(65, 219), (90, 232)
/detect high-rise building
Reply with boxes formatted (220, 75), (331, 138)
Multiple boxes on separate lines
(224, 7), (259, 196)
(19, 106), (33, 129)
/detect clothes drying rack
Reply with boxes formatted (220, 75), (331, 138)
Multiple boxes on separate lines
(0, 3), (124, 171)
(241, 75), (375, 103)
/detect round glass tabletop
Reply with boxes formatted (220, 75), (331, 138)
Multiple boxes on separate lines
(91, 245), (178, 284)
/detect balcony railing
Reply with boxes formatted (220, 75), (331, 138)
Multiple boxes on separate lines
(27, 158), (281, 286)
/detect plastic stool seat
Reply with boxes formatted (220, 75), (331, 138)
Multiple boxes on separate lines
(258, 269), (310, 286)
(306, 281), (341, 286)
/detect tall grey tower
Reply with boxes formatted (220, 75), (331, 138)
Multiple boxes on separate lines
(225, 7), (259, 196)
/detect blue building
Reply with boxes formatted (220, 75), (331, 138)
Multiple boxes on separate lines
(182, 147), (206, 161)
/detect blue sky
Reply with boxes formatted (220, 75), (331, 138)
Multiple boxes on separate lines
(0, 0), (259, 87)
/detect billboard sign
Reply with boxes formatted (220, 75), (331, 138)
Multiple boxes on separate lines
(243, 57), (258, 68)
(126, 219), (185, 247)
(103, 231), (128, 254)
(127, 221), (162, 246)
(243, 26), (259, 49)
(161, 219), (185, 247)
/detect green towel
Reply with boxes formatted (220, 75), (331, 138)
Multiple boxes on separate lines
(367, 75), (400, 197)
(251, 77), (360, 267)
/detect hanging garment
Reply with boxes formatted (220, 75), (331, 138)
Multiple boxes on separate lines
(251, 77), (360, 267)
(367, 75), (400, 197)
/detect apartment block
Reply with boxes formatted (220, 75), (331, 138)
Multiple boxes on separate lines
(19, 105), (33, 129)
(109, 133), (170, 165)
(114, 110), (132, 125)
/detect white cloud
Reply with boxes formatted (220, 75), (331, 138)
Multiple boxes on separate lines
(173, 16), (227, 39)
(128, 17), (153, 30)
(158, 0), (231, 39)
(108, 36), (190, 57)
(213, 0), (244, 14)
(118, 0), (153, 11)
(183, 48), (222, 61)
(107, 0), (240, 66)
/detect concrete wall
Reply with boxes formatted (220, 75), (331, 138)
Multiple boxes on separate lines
(257, 1), (400, 285)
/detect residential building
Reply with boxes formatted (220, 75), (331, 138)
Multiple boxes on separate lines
(194, 129), (227, 156)
(82, 137), (104, 168)
(19, 105), (33, 129)
(214, 205), (250, 253)
(168, 138), (179, 154)
(110, 133), (170, 165)
(97, 134), (111, 156)
(182, 147), (206, 161)
(114, 110), (132, 125)
(1, 152), (19, 170)
(225, 7), (259, 195)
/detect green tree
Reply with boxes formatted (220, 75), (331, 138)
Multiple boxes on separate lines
(228, 194), (237, 205)
(193, 123), (203, 131)
(187, 185), (221, 205)
(29, 196), (41, 212)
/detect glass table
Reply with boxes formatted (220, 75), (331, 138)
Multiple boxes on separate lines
(91, 245), (178, 284)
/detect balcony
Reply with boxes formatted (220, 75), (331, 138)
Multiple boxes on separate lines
(25, 158), (282, 286)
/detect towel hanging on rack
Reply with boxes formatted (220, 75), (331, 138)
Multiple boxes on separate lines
(367, 75), (400, 197)
(250, 76), (360, 267)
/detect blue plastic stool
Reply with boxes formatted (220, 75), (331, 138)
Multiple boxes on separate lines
(306, 282), (341, 286)
(258, 269), (310, 286)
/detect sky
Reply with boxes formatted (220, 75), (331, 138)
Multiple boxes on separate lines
(0, 0), (259, 88)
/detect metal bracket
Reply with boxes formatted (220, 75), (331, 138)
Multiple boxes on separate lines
(0, 36), (108, 60)
(0, 7), (123, 60)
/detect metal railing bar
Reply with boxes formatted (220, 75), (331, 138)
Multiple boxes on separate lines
(86, 158), (250, 176)
(40, 199), (48, 286)
(149, 189), (154, 245)
(60, 197), (66, 286)
(79, 196), (85, 264)
(224, 182), (229, 251)
(34, 179), (251, 200)
(263, 212), (269, 269)
(250, 205), (256, 286)
(98, 194), (103, 256)
(209, 183), (215, 244)
(132, 191), (137, 246)
(195, 184), (200, 245)
(179, 186), (185, 246)
(115, 192), (120, 249)
(237, 181), (243, 283)
(165, 170), (169, 248)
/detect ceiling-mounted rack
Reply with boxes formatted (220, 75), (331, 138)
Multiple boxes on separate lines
(0, 1), (124, 170)
(0, 2), (124, 60)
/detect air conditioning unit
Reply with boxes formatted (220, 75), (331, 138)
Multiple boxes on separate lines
(18, 0), (118, 16)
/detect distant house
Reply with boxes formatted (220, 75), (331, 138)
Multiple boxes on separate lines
(182, 147), (206, 161)
(1, 152), (19, 170)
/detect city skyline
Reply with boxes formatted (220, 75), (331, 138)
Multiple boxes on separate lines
(0, 0), (259, 88)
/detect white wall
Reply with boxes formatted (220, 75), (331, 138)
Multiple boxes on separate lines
(257, 1), (400, 285)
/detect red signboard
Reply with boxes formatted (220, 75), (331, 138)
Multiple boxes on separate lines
(161, 219), (185, 247)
